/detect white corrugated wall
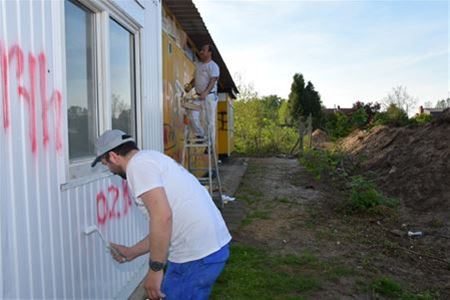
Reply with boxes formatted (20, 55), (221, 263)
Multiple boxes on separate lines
(0, 0), (162, 298)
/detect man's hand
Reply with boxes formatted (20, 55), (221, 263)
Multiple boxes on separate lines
(109, 243), (136, 263)
(144, 270), (166, 300)
(199, 91), (208, 100)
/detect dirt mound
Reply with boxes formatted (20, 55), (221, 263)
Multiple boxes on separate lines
(311, 129), (330, 148)
(435, 107), (450, 124)
(340, 120), (450, 214)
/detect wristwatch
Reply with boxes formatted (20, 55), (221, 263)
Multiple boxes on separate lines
(149, 260), (165, 272)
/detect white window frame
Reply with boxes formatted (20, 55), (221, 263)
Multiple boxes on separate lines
(63, 0), (142, 182)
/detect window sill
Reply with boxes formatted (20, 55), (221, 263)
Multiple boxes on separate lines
(61, 168), (114, 191)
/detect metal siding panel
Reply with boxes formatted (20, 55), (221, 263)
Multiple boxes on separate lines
(30, 1), (49, 296)
(66, 189), (76, 298)
(39, 1), (58, 295)
(0, 3), (18, 297)
(1, 0), (161, 298)
(141, 1), (163, 152)
(81, 184), (91, 299)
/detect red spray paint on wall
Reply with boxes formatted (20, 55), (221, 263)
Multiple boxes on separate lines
(0, 42), (63, 154)
(0, 43), (10, 130)
(96, 180), (134, 226)
(51, 90), (63, 152)
(96, 192), (108, 226)
(39, 53), (49, 147)
(39, 53), (63, 152)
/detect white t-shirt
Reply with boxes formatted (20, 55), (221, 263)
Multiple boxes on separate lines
(126, 150), (231, 263)
(195, 60), (220, 94)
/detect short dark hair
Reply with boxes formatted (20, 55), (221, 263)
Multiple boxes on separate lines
(105, 141), (139, 161)
(204, 44), (215, 56)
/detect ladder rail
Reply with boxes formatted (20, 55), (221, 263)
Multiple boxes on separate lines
(182, 96), (224, 211)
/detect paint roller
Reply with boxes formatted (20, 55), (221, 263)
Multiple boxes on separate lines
(83, 225), (128, 261)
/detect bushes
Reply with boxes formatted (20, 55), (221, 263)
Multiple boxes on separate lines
(299, 148), (345, 180)
(234, 96), (298, 155)
(345, 176), (399, 213)
(324, 108), (370, 139)
(322, 103), (426, 140)
(371, 104), (409, 127)
(410, 113), (433, 126)
(325, 112), (352, 139)
(299, 149), (398, 215)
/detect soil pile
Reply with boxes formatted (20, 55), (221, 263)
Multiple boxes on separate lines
(340, 109), (450, 214)
(311, 129), (330, 148)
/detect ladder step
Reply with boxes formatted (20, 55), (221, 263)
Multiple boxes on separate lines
(189, 152), (210, 157)
(186, 138), (208, 143)
(189, 168), (210, 171)
(185, 144), (209, 148)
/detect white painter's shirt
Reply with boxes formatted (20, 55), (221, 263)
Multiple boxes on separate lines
(126, 150), (231, 263)
(195, 60), (220, 94)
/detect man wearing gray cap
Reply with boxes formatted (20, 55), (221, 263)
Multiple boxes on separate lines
(91, 129), (231, 300)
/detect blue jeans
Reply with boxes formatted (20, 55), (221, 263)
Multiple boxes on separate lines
(162, 243), (230, 299)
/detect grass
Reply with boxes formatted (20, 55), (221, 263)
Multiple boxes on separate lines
(241, 210), (270, 226)
(211, 245), (360, 299)
(344, 176), (399, 214)
(277, 196), (291, 203)
(237, 186), (264, 205)
(369, 277), (435, 300)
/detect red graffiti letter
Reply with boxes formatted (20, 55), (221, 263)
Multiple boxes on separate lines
(27, 53), (37, 154)
(39, 53), (63, 153)
(96, 191), (108, 226)
(50, 90), (62, 152)
(108, 185), (120, 219)
(0, 43), (9, 129)
(38, 53), (50, 147)
(122, 180), (133, 215)
(11, 48), (37, 154)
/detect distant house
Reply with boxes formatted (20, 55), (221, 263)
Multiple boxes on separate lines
(418, 106), (445, 118)
(323, 105), (354, 116)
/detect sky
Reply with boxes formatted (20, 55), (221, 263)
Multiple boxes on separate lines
(193, 0), (450, 111)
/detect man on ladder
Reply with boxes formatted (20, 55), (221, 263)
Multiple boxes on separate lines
(183, 44), (224, 209)
(185, 44), (220, 146)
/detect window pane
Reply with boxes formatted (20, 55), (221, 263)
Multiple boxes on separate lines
(110, 19), (136, 137)
(65, 0), (96, 160)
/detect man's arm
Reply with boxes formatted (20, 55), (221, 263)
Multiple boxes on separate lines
(110, 235), (150, 263)
(141, 187), (172, 299)
(185, 77), (195, 92)
(142, 187), (172, 263)
(199, 77), (218, 100)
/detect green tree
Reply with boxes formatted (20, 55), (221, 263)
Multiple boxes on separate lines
(382, 86), (417, 115)
(287, 73), (306, 122)
(278, 100), (290, 125)
(351, 107), (368, 129)
(261, 95), (282, 121)
(287, 73), (323, 127)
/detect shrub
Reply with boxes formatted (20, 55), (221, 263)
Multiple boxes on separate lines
(372, 104), (409, 127)
(350, 107), (368, 129)
(234, 97), (298, 155)
(325, 112), (352, 139)
(410, 113), (432, 126)
(345, 176), (398, 213)
(299, 148), (344, 180)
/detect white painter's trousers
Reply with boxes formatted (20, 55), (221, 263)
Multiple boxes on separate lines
(189, 93), (217, 145)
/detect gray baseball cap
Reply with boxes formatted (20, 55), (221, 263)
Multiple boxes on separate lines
(91, 129), (135, 167)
